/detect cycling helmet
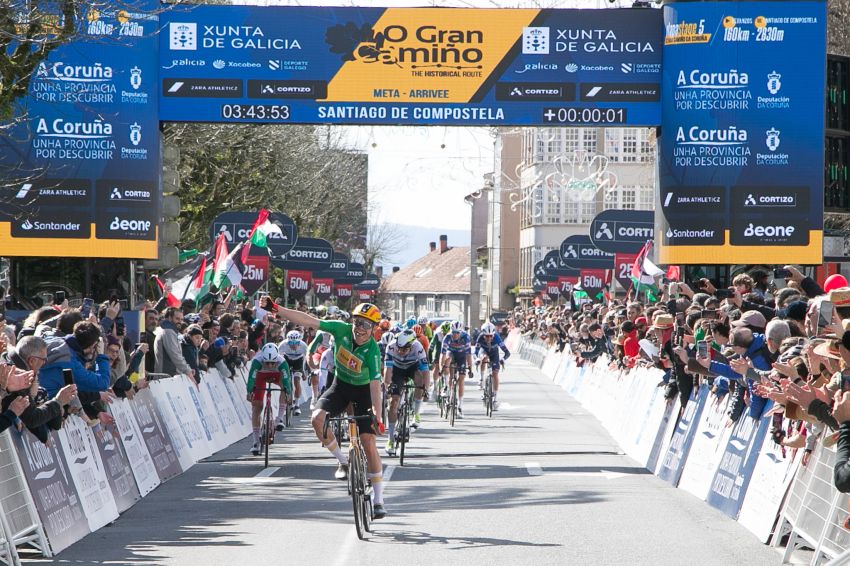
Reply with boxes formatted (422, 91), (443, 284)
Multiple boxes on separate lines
(339, 310), (350, 321)
(450, 321), (464, 333)
(395, 329), (417, 349)
(417, 315), (428, 325)
(440, 321), (452, 334)
(259, 343), (280, 363)
(391, 323), (403, 334)
(286, 330), (302, 342)
(405, 316), (416, 329)
(380, 332), (394, 347)
(379, 319), (391, 331)
(412, 324), (423, 337)
(481, 322), (497, 336)
(352, 303), (381, 324)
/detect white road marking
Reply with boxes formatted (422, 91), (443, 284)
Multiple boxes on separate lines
(332, 462), (396, 566)
(255, 466), (280, 478)
(525, 463), (628, 481)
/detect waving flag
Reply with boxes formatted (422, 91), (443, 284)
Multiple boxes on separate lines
(214, 242), (245, 290)
(160, 254), (208, 306)
(630, 240), (663, 301)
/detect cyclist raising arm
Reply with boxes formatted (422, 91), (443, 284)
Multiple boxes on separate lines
(278, 303), (388, 519)
(474, 322), (510, 411)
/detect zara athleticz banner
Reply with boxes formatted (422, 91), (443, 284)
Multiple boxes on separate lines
(158, 5), (662, 126)
(0, 0), (160, 258)
(658, 1), (826, 265)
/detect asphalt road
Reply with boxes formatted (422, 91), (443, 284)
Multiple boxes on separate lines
(34, 358), (788, 566)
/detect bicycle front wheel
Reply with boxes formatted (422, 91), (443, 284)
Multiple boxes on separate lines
(263, 404), (272, 468)
(449, 377), (457, 427)
(485, 374), (494, 417)
(349, 447), (366, 539)
(398, 404), (408, 466)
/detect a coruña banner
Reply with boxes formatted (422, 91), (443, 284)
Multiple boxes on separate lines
(658, 1), (826, 264)
(286, 270), (312, 298)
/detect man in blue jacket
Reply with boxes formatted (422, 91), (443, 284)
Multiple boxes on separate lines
(701, 326), (773, 422)
(40, 321), (110, 399)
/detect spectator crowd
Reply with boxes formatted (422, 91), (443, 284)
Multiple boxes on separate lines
(510, 265), (850, 498)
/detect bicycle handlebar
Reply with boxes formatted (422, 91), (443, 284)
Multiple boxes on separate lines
(322, 413), (377, 438)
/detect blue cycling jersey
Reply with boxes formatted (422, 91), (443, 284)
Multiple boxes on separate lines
(474, 333), (509, 358)
(442, 331), (472, 354)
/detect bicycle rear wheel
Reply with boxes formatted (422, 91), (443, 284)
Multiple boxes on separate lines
(285, 395), (292, 428)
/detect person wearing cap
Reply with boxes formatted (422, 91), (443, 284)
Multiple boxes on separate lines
(579, 323), (612, 363)
(731, 310), (767, 333)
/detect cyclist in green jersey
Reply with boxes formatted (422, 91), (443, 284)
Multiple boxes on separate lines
(278, 302), (387, 519)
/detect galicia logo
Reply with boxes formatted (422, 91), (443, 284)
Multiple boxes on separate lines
(129, 123), (141, 146)
(522, 27), (550, 54)
(767, 70), (782, 94)
(130, 66), (142, 90)
(765, 127), (780, 151)
(170, 23), (197, 50)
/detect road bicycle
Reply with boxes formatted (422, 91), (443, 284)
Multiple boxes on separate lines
(324, 414), (377, 540)
(395, 380), (424, 466)
(482, 361), (495, 418)
(258, 377), (289, 469)
(446, 362), (465, 427)
(435, 364), (449, 419)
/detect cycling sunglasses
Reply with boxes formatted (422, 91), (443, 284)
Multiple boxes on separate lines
(353, 319), (375, 331)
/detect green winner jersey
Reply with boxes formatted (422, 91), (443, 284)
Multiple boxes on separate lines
(318, 319), (381, 386)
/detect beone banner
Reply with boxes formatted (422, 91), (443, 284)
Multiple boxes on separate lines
(158, 6), (662, 126)
(657, 1), (826, 265)
(208, 210), (298, 257)
(0, 0), (160, 258)
(271, 236), (333, 272)
(560, 234), (615, 270)
(589, 209), (654, 254)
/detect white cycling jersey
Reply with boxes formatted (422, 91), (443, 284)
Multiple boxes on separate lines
(385, 340), (428, 370)
(279, 340), (308, 361)
(318, 347), (335, 390)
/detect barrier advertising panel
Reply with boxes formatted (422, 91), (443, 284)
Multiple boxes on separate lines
(159, 6), (662, 126)
(0, 1), (160, 258)
(658, 1), (826, 265)
(129, 388), (184, 482)
(10, 429), (90, 554)
(91, 424), (142, 513)
(657, 386), (708, 485)
(109, 398), (161, 497)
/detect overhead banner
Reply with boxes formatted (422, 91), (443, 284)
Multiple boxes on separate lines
(272, 237), (333, 272)
(546, 280), (561, 301)
(0, 0), (160, 258)
(658, 1), (826, 265)
(335, 283), (353, 300)
(158, 6), (662, 126)
(614, 252), (639, 290)
(354, 273), (381, 291)
(209, 210), (297, 257)
(560, 234), (615, 270)
(590, 209), (654, 254)
(579, 269), (608, 299)
(543, 250), (580, 278)
(314, 252), (349, 280)
(558, 275), (578, 297)
(338, 261), (366, 284)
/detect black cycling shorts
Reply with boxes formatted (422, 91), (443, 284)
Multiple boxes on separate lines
(285, 357), (305, 376)
(387, 364), (417, 396)
(316, 378), (376, 435)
